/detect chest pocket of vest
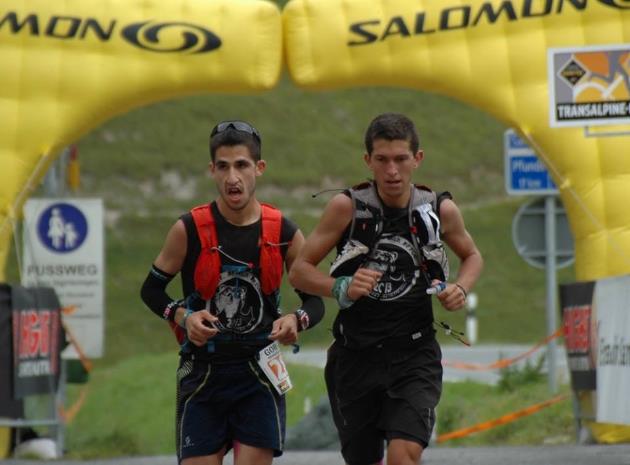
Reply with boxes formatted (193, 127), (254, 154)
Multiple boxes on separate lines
(411, 202), (449, 282)
(329, 198), (382, 278)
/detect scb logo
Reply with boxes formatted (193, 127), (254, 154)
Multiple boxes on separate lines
(597, 0), (630, 8)
(37, 203), (88, 253)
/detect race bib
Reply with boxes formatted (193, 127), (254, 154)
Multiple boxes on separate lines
(257, 342), (292, 395)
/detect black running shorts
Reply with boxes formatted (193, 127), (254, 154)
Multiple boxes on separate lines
(325, 337), (443, 465)
(176, 357), (286, 462)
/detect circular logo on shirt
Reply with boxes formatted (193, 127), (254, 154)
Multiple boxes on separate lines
(37, 203), (88, 253)
(363, 235), (420, 301)
(211, 269), (264, 334)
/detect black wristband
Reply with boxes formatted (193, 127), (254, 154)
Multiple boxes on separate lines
(293, 290), (325, 331)
(163, 300), (183, 322)
(455, 283), (468, 299)
(294, 308), (309, 332)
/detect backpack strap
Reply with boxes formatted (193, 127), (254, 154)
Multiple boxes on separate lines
(259, 203), (285, 295)
(408, 186), (450, 282)
(167, 203), (220, 345)
(191, 203), (221, 301)
(408, 186), (439, 249)
(347, 182), (383, 249)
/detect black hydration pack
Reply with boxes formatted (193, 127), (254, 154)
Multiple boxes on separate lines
(330, 181), (451, 284)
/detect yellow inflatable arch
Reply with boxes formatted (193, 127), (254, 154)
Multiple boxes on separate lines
(284, 0), (630, 284)
(1, 0), (630, 449)
(0, 0), (282, 280)
(283, 0), (630, 443)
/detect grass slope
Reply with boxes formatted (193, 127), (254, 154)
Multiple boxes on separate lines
(63, 353), (573, 458)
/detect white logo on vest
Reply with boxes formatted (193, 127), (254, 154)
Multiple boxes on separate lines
(211, 268), (264, 333)
(364, 235), (420, 301)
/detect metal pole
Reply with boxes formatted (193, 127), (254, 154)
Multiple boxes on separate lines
(466, 292), (478, 345)
(545, 195), (558, 394)
(55, 358), (66, 457)
(40, 150), (69, 456)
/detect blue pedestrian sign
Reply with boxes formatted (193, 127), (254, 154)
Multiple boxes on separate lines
(36, 202), (88, 253)
(505, 129), (558, 196)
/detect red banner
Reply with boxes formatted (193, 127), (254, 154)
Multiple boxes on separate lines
(559, 281), (596, 391)
(11, 286), (63, 398)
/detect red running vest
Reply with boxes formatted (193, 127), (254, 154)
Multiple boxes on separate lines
(169, 203), (285, 344)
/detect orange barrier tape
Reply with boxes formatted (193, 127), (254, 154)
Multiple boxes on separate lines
(62, 305), (78, 316)
(58, 320), (93, 424)
(436, 393), (569, 443)
(442, 328), (563, 371)
(58, 385), (89, 424)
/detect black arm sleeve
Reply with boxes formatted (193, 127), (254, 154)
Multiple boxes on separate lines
(140, 265), (181, 321)
(293, 290), (325, 332)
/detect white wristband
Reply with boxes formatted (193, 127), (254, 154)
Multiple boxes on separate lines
(178, 309), (193, 329)
(332, 276), (354, 309)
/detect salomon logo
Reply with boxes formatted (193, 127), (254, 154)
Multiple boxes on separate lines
(0, 12), (222, 54)
(121, 21), (221, 53)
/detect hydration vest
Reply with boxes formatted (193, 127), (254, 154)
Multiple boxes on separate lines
(330, 181), (451, 284)
(169, 202), (285, 344)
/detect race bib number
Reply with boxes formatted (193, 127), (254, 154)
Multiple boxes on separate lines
(257, 342), (292, 395)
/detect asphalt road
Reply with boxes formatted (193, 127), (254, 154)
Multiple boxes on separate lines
(3, 444), (630, 465)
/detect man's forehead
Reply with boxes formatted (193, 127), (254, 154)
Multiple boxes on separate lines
(371, 138), (413, 153)
(214, 155), (254, 163)
(214, 147), (255, 164)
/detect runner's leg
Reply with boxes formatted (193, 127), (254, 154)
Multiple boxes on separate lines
(181, 446), (226, 465)
(234, 443), (273, 465)
(386, 438), (423, 465)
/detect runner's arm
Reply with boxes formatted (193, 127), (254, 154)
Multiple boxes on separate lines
(289, 194), (381, 306)
(288, 193), (354, 297)
(140, 219), (218, 337)
(270, 228), (326, 343)
(140, 219), (187, 322)
(437, 199), (483, 311)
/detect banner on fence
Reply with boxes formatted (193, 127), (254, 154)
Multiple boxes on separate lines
(559, 281), (597, 391)
(11, 286), (63, 399)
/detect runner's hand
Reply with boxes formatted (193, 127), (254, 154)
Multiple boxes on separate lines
(347, 268), (382, 301)
(433, 279), (466, 311)
(269, 314), (298, 345)
(186, 310), (219, 346)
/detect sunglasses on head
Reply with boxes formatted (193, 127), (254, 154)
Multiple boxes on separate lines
(210, 121), (261, 143)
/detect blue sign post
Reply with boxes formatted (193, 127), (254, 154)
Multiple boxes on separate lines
(505, 129), (558, 195)
(506, 129), (566, 393)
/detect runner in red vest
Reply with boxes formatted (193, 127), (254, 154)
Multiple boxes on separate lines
(141, 120), (324, 465)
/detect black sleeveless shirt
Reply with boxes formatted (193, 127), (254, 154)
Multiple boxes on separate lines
(332, 203), (434, 349)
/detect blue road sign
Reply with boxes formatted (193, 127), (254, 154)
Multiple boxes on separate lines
(505, 129), (558, 195)
(36, 202), (88, 253)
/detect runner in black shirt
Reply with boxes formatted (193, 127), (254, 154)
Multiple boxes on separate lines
(290, 113), (483, 465)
